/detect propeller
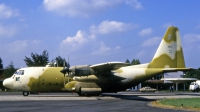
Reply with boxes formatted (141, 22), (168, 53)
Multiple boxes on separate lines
(60, 57), (71, 87)
(60, 59), (66, 87)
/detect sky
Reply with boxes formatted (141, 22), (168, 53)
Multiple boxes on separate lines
(0, 0), (200, 68)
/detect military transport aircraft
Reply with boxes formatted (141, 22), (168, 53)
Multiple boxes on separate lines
(3, 26), (192, 96)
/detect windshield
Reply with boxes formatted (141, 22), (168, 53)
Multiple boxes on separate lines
(190, 82), (194, 85)
(14, 70), (24, 75)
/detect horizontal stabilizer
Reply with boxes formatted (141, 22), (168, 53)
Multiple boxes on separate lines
(163, 68), (193, 72)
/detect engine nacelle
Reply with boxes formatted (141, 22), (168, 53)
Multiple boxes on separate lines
(69, 65), (94, 76)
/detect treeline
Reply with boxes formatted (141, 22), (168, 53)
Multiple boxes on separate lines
(23, 50), (68, 67)
(184, 68), (200, 80)
(1, 57), (15, 78)
(125, 59), (140, 65)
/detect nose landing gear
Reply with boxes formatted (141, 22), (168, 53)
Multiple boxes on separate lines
(22, 91), (29, 96)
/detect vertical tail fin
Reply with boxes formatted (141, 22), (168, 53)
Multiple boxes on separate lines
(149, 26), (185, 68)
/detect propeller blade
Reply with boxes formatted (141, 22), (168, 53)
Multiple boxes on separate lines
(63, 74), (65, 87)
(63, 58), (65, 68)
(61, 58), (67, 87)
(60, 56), (71, 87)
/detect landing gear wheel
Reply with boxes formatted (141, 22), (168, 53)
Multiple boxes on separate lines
(77, 87), (82, 96)
(77, 92), (82, 96)
(23, 91), (29, 96)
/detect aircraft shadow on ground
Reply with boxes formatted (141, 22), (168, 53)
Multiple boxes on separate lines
(29, 94), (155, 102)
(28, 92), (154, 101)
(101, 93), (156, 101)
(28, 92), (79, 97)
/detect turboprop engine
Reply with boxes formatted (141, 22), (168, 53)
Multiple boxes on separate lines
(69, 65), (94, 76)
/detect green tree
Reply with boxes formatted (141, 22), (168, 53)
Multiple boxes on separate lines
(131, 59), (140, 65)
(125, 59), (130, 64)
(24, 50), (49, 67)
(0, 57), (3, 69)
(184, 68), (200, 79)
(135, 59), (140, 65)
(3, 61), (16, 78)
(51, 56), (68, 67)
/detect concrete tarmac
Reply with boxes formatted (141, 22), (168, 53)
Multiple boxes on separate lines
(0, 91), (199, 112)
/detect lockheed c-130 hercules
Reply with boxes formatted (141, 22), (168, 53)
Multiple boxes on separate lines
(3, 26), (192, 96)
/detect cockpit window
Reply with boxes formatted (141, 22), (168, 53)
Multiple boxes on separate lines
(14, 70), (24, 75)
(12, 75), (15, 79)
(16, 77), (20, 81)
(21, 70), (24, 75)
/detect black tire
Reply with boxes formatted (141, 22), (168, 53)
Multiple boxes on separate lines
(77, 87), (82, 96)
(23, 91), (29, 96)
(77, 93), (82, 96)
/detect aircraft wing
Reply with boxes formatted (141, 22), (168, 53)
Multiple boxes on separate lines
(90, 62), (130, 72)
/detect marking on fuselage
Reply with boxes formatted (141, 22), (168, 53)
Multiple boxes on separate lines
(168, 34), (171, 40)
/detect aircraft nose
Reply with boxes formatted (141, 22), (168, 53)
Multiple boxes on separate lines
(3, 78), (13, 89)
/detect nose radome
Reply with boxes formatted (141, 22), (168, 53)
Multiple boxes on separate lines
(3, 78), (13, 89)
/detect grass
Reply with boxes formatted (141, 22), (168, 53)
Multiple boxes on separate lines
(151, 98), (200, 111)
